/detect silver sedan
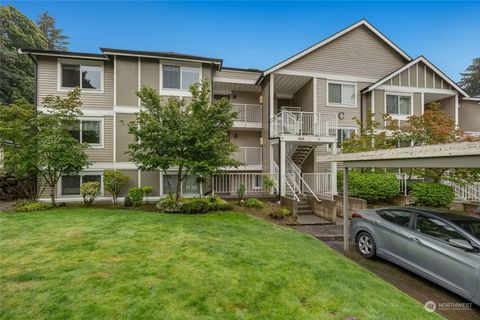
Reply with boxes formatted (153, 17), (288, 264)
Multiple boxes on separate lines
(350, 207), (480, 306)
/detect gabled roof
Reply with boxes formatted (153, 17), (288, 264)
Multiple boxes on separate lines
(259, 19), (412, 82)
(363, 56), (469, 98)
(19, 48), (109, 60)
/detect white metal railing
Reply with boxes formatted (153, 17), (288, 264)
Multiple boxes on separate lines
(286, 158), (302, 193)
(270, 111), (337, 138)
(284, 173), (300, 201)
(232, 147), (262, 166)
(465, 131), (480, 137)
(443, 180), (480, 202)
(232, 104), (262, 123)
(212, 173), (274, 194)
(302, 173), (334, 198)
(395, 173), (408, 196)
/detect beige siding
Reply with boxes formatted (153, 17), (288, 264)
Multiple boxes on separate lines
(413, 93), (422, 115)
(293, 79), (313, 112)
(284, 25), (407, 79)
(119, 170), (139, 196)
(87, 116), (114, 162)
(141, 171), (160, 197)
(435, 96), (456, 120)
(231, 91), (261, 104)
(459, 100), (480, 132)
(214, 69), (260, 82)
(202, 65), (212, 82)
(418, 63), (426, 88)
(262, 80), (270, 172)
(116, 56), (139, 106)
(425, 68), (434, 88)
(36, 56), (114, 108)
(400, 70), (409, 86)
(116, 113), (135, 162)
(230, 131), (261, 147)
(374, 89), (385, 127)
(140, 58), (159, 91)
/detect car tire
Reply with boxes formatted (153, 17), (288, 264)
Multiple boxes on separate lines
(356, 232), (376, 258)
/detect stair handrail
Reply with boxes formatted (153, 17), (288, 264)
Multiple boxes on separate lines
(286, 158), (302, 192)
(286, 158), (321, 202)
(284, 174), (300, 201)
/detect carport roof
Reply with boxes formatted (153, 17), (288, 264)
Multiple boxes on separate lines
(320, 141), (480, 168)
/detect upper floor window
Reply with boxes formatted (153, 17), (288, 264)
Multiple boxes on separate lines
(328, 82), (356, 107)
(337, 128), (356, 149)
(60, 62), (102, 91)
(162, 65), (200, 91)
(386, 94), (412, 116)
(69, 118), (103, 147)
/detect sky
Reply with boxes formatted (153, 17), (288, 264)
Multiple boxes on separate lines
(5, 1), (480, 81)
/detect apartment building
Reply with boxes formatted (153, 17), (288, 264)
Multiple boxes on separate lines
(21, 19), (480, 202)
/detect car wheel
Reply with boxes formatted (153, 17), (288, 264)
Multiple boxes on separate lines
(357, 232), (376, 258)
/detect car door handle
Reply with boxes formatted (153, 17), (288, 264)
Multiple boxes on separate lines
(409, 236), (422, 244)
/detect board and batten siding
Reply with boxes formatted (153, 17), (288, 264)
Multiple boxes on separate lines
(282, 25), (407, 79)
(36, 56), (114, 108)
(386, 61), (453, 90)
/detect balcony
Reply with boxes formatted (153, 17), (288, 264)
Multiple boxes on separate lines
(230, 147), (262, 170)
(270, 111), (337, 142)
(232, 104), (262, 129)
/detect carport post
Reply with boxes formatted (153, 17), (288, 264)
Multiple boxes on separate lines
(343, 167), (349, 254)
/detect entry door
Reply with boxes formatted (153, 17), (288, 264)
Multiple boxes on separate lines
(408, 214), (478, 299)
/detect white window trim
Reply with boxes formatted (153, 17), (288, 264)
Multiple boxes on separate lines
(326, 80), (357, 108)
(58, 171), (104, 198)
(384, 91), (414, 120)
(328, 126), (357, 151)
(57, 58), (104, 93)
(159, 63), (202, 97)
(77, 117), (104, 148)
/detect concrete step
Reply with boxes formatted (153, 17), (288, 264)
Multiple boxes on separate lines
(289, 214), (332, 226)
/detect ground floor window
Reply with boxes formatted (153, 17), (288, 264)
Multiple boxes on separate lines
(61, 174), (101, 196)
(162, 174), (199, 196)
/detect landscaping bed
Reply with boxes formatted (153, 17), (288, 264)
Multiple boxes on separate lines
(0, 209), (441, 319)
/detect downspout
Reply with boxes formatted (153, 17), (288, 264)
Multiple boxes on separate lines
(210, 61), (215, 101)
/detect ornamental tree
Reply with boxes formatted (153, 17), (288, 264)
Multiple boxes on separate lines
(103, 170), (130, 204)
(37, 89), (90, 205)
(128, 80), (239, 202)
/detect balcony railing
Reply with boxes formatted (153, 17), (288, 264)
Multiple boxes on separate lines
(270, 111), (337, 139)
(232, 104), (262, 125)
(302, 173), (334, 198)
(212, 173), (275, 194)
(232, 147), (262, 167)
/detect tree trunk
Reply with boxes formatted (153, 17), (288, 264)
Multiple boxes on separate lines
(175, 167), (183, 202)
(49, 188), (56, 206)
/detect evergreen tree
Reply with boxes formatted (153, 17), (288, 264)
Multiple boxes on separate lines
(459, 57), (480, 97)
(0, 5), (48, 104)
(36, 11), (70, 51)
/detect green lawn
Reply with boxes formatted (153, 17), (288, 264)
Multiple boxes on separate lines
(0, 209), (441, 320)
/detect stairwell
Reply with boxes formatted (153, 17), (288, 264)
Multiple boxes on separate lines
(291, 145), (314, 166)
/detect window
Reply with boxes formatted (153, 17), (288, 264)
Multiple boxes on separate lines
(328, 82), (356, 107)
(69, 119), (102, 146)
(378, 210), (413, 227)
(416, 215), (467, 241)
(182, 175), (199, 195)
(162, 174), (178, 195)
(61, 174), (101, 196)
(337, 128), (356, 149)
(214, 94), (230, 101)
(253, 175), (263, 190)
(61, 63), (102, 90)
(162, 65), (200, 90)
(386, 94), (411, 116)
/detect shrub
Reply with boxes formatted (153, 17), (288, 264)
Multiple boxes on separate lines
(156, 198), (182, 213)
(263, 175), (275, 193)
(181, 199), (210, 214)
(128, 188), (144, 206)
(142, 186), (153, 202)
(270, 206), (290, 219)
(15, 201), (52, 212)
(237, 184), (245, 203)
(206, 195), (231, 211)
(337, 171), (399, 202)
(124, 196), (132, 207)
(80, 182), (101, 206)
(104, 170), (130, 204)
(243, 197), (265, 209)
(410, 182), (455, 208)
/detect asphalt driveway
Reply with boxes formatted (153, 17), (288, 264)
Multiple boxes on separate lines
(324, 240), (480, 320)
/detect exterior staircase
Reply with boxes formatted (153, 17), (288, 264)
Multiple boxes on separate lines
(291, 145), (314, 166)
(297, 198), (314, 215)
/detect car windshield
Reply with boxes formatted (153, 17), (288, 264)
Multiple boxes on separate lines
(453, 220), (480, 239)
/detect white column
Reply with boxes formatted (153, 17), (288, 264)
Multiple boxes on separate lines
(343, 167), (349, 254)
(280, 140), (286, 197)
(330, 143), (338, 196)
(454, 93), (459, 129)
(269, 73), (275, 119)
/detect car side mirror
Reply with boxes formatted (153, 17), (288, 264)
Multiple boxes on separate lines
(448, 239), (474, 250)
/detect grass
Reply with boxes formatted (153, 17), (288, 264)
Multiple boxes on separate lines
(0, 209), (441, 320)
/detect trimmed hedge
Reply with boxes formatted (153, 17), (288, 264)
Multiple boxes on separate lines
(127, 188), (144, 206)
(15, 201), (52, 212)
(338, 171), (399, 202)
(410, 182), (454, 208)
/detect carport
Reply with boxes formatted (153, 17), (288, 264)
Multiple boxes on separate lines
(321, 141), (480, 254)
